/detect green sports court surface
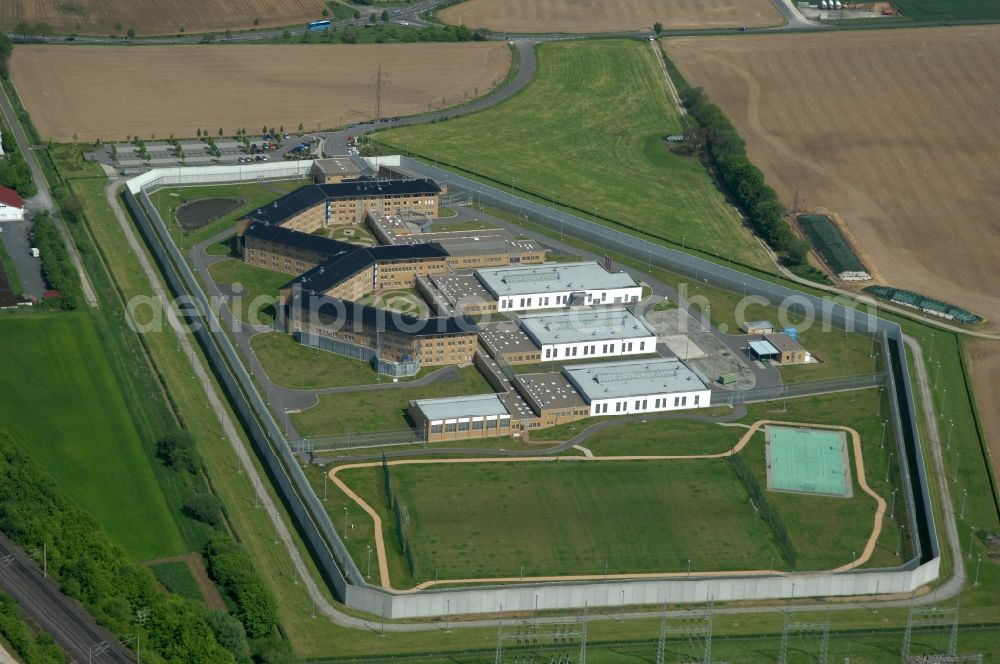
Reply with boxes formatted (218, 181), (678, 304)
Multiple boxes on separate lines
(766, 426), (851, 497)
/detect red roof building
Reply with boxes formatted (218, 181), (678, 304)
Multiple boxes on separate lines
(0, 186), (25, 221)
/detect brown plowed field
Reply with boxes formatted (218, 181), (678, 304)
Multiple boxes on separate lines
(438, 0), (782, 33)
(668, 27), (1000, 330)
(9, 43), (512, 142)
(966, 340), (1000, 495)
(0, 0), (327, 36)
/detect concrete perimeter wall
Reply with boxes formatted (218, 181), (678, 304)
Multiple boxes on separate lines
(124, 160), (940, 620)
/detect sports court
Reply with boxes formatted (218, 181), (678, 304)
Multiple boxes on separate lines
(766, 425), (852, 497)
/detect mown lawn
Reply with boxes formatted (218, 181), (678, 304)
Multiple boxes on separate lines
(0, 313), (187, 560)
(292, 365), (493, 436)
(250, 332), (432, 390)
(338, 459), (781, 586)
(376, 40), (771, 269)
(208, 258), (288, 325)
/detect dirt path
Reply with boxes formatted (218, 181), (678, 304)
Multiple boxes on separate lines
(145, 553), (226, 610)
(329, 419), (883, 591)
(649, 40), (685, 116)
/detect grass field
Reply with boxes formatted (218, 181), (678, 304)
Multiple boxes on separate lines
(250, 331), (431, 389)
(0, 0), (326, 35)
(150, 561), (203, 602)
(438, 0), (783, 32)
(292, 364), (493, 436)
(207, 258), (287, 325)
(149, 180), (306, 251)
(667, 27), (1000, 331)
(10, 43), (512, 141)
(0, 313), (186, 560)
(338, 458), (782, 585)
(892, 0), (1000, 20)
(377, 40), (771, 269)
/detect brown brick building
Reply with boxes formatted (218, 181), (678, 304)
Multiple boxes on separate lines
(244, 179), (442, 232)
(286, 292), (479, 366)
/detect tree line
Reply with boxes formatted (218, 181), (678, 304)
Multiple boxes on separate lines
(156, 430), (281, 658)
(0, 117), (38, 199)
(0, 429), (237, 664)
(0, 594), (64, 664)
(32, 214), (82, 309)
(679, 86), (811, 267)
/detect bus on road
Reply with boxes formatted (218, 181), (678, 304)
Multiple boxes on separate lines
(308, 20), (332, 31)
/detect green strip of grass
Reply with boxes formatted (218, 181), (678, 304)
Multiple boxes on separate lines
(0, 313), (187, 560)
(376, 40), (771, 270)
(0, 237), (23, 295)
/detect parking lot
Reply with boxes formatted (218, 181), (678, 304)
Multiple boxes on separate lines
(100, 134), (320, 170)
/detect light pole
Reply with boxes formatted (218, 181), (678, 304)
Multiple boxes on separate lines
(968, 525), (975, 558)
(947, 420), (954, 449)
(974, 554), (982, 586)
(876, 387), (885, 418)
(323, 473), (328, 501)
(273, 511), (279, 544)
(881, 420), (888, 449)
(890, 489), (897, 520)
(885, 451), (893, 483)
(934, 361), (941, 389)
(940, 387), (948, 418)
(510, 176), (515, 195)
(343, 505), (349, 540)
(367, 545), (373, 579)
(953, 449), (961, 484)
(896, 525), (905, 557)
(960, 488), (968, 519)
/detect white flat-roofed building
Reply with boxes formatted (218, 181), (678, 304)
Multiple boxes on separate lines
(408, 393), (512, 441)
(563, 357), (711, 417)
(475, 261), (641, 312)
(519, 308), (658, 361)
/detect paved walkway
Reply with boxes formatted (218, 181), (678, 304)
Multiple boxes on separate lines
(328, 419), (881, 592)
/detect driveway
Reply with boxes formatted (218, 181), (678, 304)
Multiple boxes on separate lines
(0, 220), (45, 298)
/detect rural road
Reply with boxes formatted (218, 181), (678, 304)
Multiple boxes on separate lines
(0, 532), (135, 663)
(0, 85), (98, 307)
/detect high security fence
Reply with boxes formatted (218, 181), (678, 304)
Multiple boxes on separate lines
(124, 164), (364, 602)
(123, 160), (939, 620)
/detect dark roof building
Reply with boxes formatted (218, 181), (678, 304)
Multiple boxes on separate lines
(246, 179), (443, 226)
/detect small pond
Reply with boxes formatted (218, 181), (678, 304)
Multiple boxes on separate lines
(175, 197), (245, 231)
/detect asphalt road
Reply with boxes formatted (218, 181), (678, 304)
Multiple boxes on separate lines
(0, 533), (135, 663)
(0, 220), (45, 297)
(0, 85), (98, 307)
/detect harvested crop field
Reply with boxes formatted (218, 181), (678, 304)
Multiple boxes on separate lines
(439, 0), (782, 33)
(668, 27), (1000, 329)
(0, 0), (327, 36)
(10, 43), (512, 142)
(966, 339), (1000, 495)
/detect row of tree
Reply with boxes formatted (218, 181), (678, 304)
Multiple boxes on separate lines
(0, 118), (38, 199)
(294, 22), (485, 44)
(679, 86), (811, 266)
(0, 594), (64, 664)
(0, 429), (237, 664)
(727, 452), (797, 566)
(32, 214), (82, 309)
(156, 430), (279, 648)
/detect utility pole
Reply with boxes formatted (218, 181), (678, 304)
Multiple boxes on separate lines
(372, 64), (389, 119)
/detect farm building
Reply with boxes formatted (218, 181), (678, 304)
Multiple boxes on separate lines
(0, 187), (25, 222)
(476, 261), (642, 312)
(519, 308), (657, 362)
(563, 357), (711, 417)
(244, 178), (442, 231)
